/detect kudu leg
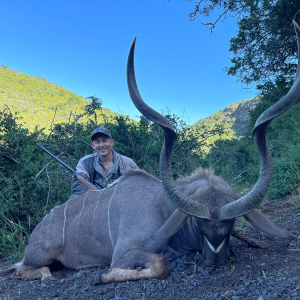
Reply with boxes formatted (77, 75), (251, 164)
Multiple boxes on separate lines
(17, 264), (52, 282)
(93, 250), (170, 284)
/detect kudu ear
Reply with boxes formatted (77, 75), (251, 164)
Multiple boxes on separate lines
(243, 209), (289, 237)
(152, 209), (188, 240)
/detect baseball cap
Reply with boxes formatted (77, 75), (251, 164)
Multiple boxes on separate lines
(91, 127), (112, 140)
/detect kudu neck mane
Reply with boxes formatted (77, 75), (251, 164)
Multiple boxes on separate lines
(121, 168), (238, 203)
(175, 168), (238, 200)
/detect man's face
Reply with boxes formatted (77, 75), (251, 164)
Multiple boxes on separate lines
(91, 134), (114, 159)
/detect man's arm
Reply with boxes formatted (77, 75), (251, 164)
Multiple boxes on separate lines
(71, 176), (90, 195)
(118, 155), (140, 174)
(71, 155), (94, 195)
(130, 160), (139, 170)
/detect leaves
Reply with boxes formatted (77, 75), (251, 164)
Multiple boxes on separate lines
(0, 103), (203, 257)
(185, 1), (300, 90)
(0, 66), (119, 132)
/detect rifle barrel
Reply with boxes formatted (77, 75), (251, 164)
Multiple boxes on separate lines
(37, 143), (98, 191)
(37, 143), (76, 174)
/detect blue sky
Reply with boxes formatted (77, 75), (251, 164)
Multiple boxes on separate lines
(0, 1), (257, 125)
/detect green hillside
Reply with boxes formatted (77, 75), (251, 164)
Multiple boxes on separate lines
(1, 65), (300, 259)
(0, 65), (119, 130)
(191, 97), (260, 151)
(0, 64), (259, 139)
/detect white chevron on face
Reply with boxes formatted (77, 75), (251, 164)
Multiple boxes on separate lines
(204, 236), (225, 253)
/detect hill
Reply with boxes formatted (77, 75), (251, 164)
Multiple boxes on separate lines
(192, 97), (260, 137)
(0, 65), (119, 131)
(0, 65), (259, 140)
(218, 97), (260, 137)
(191, 97), (260, 150)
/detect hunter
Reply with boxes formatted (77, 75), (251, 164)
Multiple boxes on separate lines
(71, 127), (139, 195)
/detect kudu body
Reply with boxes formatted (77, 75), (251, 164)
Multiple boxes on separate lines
(1, 21), (300, 284)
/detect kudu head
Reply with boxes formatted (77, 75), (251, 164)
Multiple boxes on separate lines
(126, 20), (300, 267)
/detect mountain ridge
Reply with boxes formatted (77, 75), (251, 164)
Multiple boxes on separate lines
(0, 65), (258, 138)
(192, 97), (259, 136)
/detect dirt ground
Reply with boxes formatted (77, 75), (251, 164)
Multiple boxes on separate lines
(0, 197), (299, 300)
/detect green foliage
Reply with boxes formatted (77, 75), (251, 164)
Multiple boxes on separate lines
(230, 256), (236, 272)
(206, 96), (300, 199)
(270, 145), (300, 198)
(2, 89), (300, 259)
(0, 107), (55, 257)
(0, 103), (203, 257)
(185, 1), (300, 92)
(191, 98), (259, 154)
(205, 108), (300, 200)
(3, 1), (300, 256)
(272, 214), (286, 223)
(183, 0), (300, 200)
(226, 0), (300, 89)
(191, 118), (232, 154)
(0, 66), (119, 132)
(82, 96), (109, 126)
(2, 80), (300, 257)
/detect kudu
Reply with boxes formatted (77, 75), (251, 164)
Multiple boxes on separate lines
(1, 21), (300, 284)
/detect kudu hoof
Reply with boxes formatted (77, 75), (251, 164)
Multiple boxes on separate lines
(92, 269), (108, 285)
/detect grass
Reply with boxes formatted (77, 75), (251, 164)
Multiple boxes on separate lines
(0, 213), (30, 260)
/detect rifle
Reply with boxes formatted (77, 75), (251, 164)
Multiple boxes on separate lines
(37, 143), (100, 191)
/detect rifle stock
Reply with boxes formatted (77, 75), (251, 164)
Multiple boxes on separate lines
(74, 173), (97, 190)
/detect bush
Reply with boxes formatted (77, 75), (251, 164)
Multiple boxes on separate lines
(270, 145), (300, 199)
(0, 104), (202, 258)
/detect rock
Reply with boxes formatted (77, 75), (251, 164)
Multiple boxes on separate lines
(171, 273), (181, 283)
(200, 269), (209, 278)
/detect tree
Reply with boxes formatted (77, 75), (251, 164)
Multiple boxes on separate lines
(188, 0), (253, 31)
(83, 96), (108, 126)
(185, 1), (300, 90)
(180, 1), (300, 200)
(227, 1), (300, 89)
